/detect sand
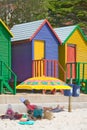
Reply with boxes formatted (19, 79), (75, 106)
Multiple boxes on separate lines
(0, 93), (87, 130)
(0, 108), (87, 130)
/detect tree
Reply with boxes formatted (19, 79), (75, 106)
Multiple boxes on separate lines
(0, 0), (49, 27)
(0, 0), (87, 35)
(47, 0), (87, 35)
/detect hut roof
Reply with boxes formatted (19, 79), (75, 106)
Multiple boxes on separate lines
(11, 19), (61, 44)
(0, 19), (13, 37)
(54, 25), (87, 44)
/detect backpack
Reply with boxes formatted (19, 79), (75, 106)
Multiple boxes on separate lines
(33, 108), (43, 119)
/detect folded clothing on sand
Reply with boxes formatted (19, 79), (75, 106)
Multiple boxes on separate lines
(50, 108), (64, 113)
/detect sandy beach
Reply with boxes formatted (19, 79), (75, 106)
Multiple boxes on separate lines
(0, 93), (87, 130)
(0, 108), (87, 130)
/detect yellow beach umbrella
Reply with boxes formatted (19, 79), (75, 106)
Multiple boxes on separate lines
(16, 76), (71, 90)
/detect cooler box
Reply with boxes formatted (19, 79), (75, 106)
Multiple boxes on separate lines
(72, 84), (80, 97)
(64, 84), (73, 96)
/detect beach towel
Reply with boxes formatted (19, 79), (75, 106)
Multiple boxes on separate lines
(18, 120), (35, 125)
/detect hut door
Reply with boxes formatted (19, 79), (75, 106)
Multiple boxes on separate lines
(33, 40), (45, 76)
(67, 44), (76, 79)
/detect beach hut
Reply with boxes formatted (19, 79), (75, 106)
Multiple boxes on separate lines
(54, 25), (87, 87)
(11, 19), (62, 83)
(0, 19), (17, 94)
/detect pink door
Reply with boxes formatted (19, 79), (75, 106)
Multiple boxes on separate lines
(67, 44), (76, 79)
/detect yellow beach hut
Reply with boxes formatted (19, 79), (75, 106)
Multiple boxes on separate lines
(54, 25), (87, 93)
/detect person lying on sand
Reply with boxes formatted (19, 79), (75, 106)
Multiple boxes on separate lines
(20, 98), (64, 120)
(22, 99), (64, 112)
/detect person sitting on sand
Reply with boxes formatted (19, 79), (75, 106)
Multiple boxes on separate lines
(5, 104), (15, 119)
(0, 104), (23, 120)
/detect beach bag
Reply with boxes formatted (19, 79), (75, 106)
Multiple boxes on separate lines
(33, 108), (43, 119)
(44, 110), (54, 120)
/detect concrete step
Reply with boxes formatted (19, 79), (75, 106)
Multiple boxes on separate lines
(0, 92), (87, 114)
(0, 92), (87, 104)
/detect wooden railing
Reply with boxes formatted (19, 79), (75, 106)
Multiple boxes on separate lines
(0, 60), (17, 94)
(32, 59), (66, 81)
(66, 62), (87, 84)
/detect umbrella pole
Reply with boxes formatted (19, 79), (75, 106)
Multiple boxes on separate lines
(68, 78), (72, 112)
(68, 96), (72, 112)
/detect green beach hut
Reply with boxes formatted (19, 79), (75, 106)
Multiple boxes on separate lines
(0, 19), (16, 94)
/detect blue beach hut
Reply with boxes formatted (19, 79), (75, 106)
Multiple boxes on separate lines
(11, 19), (62, 83)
